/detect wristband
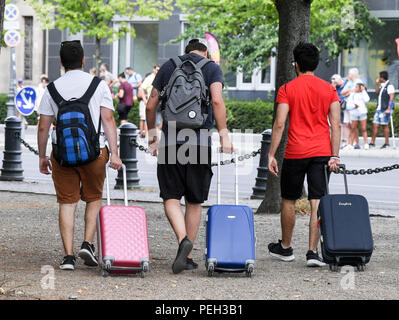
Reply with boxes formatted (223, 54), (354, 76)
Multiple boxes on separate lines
(331, 156), (340, 161)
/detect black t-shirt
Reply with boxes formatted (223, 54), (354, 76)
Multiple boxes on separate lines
(153, 53), (224, 146)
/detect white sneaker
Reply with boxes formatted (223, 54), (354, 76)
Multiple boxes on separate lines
(342, 144), (354, 151)
(364, 143), (369, 150)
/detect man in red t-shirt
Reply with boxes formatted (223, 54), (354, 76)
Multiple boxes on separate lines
(267, 43), (341, 267)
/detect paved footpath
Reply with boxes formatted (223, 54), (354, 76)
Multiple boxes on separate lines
(0, 191), (399, 300)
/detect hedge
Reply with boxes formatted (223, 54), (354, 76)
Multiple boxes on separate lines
(1, 94), (398, 137)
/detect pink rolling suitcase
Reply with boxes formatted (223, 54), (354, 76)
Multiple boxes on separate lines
(97, 163), (150, 277)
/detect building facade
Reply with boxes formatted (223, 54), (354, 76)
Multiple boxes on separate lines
(1, 0), (398, 98)
(0, 0), (47, 93)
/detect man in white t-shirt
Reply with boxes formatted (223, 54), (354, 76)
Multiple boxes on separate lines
(371, 71), (395, 149)
(37, 40), (122, 271)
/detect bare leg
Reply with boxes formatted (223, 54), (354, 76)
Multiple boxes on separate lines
(350, 120), (358, 145)
(371, 123), (379, 145)
(309, 199), (321, 252)
(164, 199), (187, 244)
(281, 199), (296, 248)
(59, 203), (78, 255)
(83, 200), (102, 244)
(360, 119), (368, 145)
(184, 199), (202, 259)
(383, 125), (390, 145)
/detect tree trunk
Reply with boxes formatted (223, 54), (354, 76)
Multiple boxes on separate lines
(256, 0), (311, 214)
(95, 36), (102, 75)
(0, 0), (5, 54)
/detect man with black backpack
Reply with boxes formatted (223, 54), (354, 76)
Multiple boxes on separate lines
(146, 38), (233, 274)
(37, 40), (122, 271)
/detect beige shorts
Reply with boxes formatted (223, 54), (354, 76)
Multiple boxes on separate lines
(139, 100), (146, 121)
(342, 110), (351, 124)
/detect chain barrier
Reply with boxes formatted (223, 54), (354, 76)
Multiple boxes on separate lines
(15, 134), (399, 174)
(130, 140), (261, 166)
(15, 132), (39, 156)
(335, 164), (399, 175)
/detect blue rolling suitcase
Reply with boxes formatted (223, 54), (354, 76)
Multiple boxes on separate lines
(205, 151), (255, 277)
(318, 164), (373, 272)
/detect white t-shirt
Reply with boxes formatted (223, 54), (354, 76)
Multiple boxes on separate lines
(38, 70), (114, 148)
(377, 81), (395, 111)
(347, 90), (370, 116)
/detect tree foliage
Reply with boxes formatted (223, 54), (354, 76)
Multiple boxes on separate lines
(176, 0), (381, 73)
(28, 0), (173, 70)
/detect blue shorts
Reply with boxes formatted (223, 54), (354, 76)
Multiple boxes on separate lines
(373, 110), (390, 125)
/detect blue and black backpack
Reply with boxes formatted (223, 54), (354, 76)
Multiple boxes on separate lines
(47, 77), (102, 167)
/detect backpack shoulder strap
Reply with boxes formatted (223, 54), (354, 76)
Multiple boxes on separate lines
(47, 82), (66, 107)
(171, 57), (183, 68)
(196, 57), (211, 70)
(80, 76), (102, 104)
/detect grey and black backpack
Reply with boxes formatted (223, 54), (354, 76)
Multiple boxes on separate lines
(160, 56), (211, 129)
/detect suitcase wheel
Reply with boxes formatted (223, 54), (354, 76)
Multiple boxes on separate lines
(207, 263), (215, 277)
(143, 261), (149, 273)
(329, 264), (339, 272)
(101, 270), (110, 277)
(357, 264), (365, 272)
(246, 264), (254, 278)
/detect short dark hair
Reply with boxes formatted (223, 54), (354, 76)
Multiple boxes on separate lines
(60, 40), (84, 70)
(125, 67), (133, 71)
(118, 72), (126, 79)
(185, 39), (207, 54)
(293, 42), (319, 73)
(380, 71), (388, 80)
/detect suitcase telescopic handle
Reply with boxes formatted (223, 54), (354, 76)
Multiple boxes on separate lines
(217, 147), (239, 205)
(324, 163), (348, 195)
(105, 163), (128, 206)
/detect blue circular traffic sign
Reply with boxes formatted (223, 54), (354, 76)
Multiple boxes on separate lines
(4, 30), (21, 47)
(4, 4), (19, 21)
(15, 87), (37, 116)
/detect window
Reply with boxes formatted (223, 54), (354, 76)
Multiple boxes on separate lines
(114, 21), (159, 77)
(179, 16), (276, 91)
(341, 19), (399, 90)
(236, 56), (276, 91)
(24, 16), (33, 80)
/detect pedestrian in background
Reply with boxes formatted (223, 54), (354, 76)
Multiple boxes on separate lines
(331, 74), (347, 147)
(35, 75), (49, 119)
(117, 72), (134, 125)
(347, 79), (370, 149)
(125, 67), (143, 101)
(340, 68), (360, 150)
(371, 71), (395, 149)
(139, 65), (161, 139)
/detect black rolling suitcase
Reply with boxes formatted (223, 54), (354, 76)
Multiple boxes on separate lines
(318, 164), (373, 272)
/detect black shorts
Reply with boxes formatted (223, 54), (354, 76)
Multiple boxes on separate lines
(281, 156), (331, 200)
(117, 104), (132, 121)
(157, 144), (213, 204)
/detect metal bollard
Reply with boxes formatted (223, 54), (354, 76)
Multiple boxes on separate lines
(251, 129), (272, 199)
(0, 116), (24, 181)
(115, 122), (140, 189)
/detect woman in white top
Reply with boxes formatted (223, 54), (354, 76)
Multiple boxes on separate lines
(347, 79), (370, 149)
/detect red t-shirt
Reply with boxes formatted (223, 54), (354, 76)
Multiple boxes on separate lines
(276, 75), (340, 159)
